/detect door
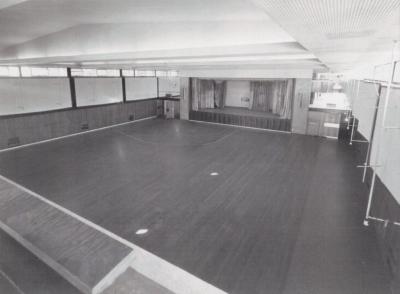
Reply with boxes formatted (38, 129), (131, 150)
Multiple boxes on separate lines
(292, 79), (312, 134)
(180, 77), (190, 120)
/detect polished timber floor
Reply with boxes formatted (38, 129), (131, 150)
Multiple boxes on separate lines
(0, 119), (391, 294)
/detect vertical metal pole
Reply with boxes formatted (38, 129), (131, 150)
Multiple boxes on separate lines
(362, 84), (381, 182)
(346, 80), (353, 130)
(120, 69), (126, 103)
(349, 80), (360, 145)
(364, 41), (398, 225)
(381, 43), (398, 129)
(67, 68), (77, 109)
(364, 171), (377, 225)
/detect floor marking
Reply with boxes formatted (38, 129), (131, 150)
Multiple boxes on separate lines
(114, 127), (237, 147)
(135, 229), (149, 235)
(0, 174), (228, 294)
(0, 268), (26, 294)
(189, 119), (292, 134)
(0, 116), (157, 153)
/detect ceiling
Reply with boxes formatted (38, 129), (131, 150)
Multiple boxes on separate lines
(253, 0), (400, 73)
(0, 0), (398, 74)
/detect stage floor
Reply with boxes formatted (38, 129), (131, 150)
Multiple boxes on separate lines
(0, 118), (391, 294)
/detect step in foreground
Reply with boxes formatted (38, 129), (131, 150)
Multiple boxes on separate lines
(0, 177), (135, 294)
(102, 268), (174, 294)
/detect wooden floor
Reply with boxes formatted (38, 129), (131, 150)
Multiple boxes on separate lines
(103, 268), (173, 294)
(0, 119), (391, 294)
(0, 230), (82, 294)
(0, 178), (134, 294)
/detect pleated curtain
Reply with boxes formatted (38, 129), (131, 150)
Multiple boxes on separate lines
(214, 81), (227, 109)
(192, 79), (229, 110)
(250, 79), (294, 119)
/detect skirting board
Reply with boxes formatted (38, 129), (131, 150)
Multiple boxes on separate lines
(0, 116), (157, 154)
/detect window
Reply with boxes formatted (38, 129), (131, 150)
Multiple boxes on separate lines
(156, 70), (178, 78)
(155, 70), (168, 77)
(20, 67), (67, 77)
(0, 78), (72, 115)
(125, 77), (158, 101)
(167, 70), (178, 77)
(374, 63), (392, 82)
(71, 68), (119, 77)
(122, 69), (134, 77)
(48, 67), (68, 77)
(0, 66), (20, 77)
(96, 69), (119, 77)
(134, 69), (156, 77)
(75, 78), (123, 106)
(71, 68), (97, 77)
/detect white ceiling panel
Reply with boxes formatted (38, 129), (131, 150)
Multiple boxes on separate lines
(0, 20), (295, 61)
(253, 0), (400, 72)
(0, 0), (335, 72)
(0, 0), (270, 49)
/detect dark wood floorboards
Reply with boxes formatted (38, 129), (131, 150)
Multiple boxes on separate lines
(0, 119), (391, 294)
(0, 178), (133, 294)
(0, 230), (82, 294)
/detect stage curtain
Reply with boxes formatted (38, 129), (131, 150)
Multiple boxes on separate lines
(214, 81), (227, 109)
(200, 79), (215, 109)
(191, 78), (199, 111)
(250, 81), (272, 112)
(279, 79), (293, 119)
(192, 79), (215, 110)
(250, 80), (293, 119)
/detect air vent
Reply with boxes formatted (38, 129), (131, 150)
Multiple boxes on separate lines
(325, 30), (375, 40)
(81, 123), (89, 130)
(8, 137), (20, 147)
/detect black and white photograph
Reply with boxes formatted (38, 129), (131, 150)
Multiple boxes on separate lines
(0, 1), (399, 293)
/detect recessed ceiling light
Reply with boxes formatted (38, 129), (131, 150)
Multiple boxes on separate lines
(210, 172), (219, 176)
(135, 229), (148, 235)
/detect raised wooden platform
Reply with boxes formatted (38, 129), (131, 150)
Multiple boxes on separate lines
(0, 177), (134, 294)
(103, 268), (173, 294)
(190, 108), (291, 131)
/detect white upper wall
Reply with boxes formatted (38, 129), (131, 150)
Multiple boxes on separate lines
(225, 81), (251, 108)
(369, 86), (400, 203)
(125, 77), (158, 101)
(75, 78), (122, 107)
(158, 78), (180, 97)
(352, 81), (380, 140)
(0, 78), (71, 115)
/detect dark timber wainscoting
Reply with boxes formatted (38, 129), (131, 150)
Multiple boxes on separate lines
(351, 122), (400, 293)
(0, 99), (157, 150)
(189, 110), (291, 132)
